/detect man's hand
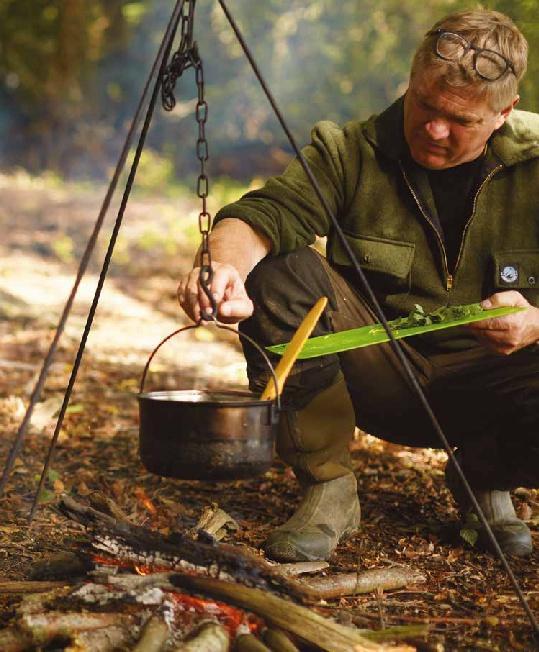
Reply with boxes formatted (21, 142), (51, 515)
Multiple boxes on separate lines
(178, 261), (254, 324)
(467, 290), (539, 355)
(177, 218), (271, 325)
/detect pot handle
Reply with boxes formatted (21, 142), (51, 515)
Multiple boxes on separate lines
(139, 320), (281, 410)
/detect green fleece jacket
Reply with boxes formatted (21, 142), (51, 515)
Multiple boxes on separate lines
(215, 97), (539, 353)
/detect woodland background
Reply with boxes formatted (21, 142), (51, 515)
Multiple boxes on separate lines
(1, 0), (539, 184)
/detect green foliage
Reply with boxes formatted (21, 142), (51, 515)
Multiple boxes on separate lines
(460, 511), (480, 547)
(389, 303), (486, 329)
(2, 1), (539, 178)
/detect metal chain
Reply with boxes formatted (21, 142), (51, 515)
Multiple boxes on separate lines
(162, 0), (215, 318)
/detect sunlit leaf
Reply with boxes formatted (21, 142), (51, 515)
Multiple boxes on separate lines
(268, 304), (524, 359)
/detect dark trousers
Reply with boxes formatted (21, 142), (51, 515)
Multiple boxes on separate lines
(239, 247), (539, 490)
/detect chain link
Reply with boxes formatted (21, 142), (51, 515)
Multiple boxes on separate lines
(161, 0), (215, 318)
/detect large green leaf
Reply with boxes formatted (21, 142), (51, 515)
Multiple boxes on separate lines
(267, 304), (525, 359)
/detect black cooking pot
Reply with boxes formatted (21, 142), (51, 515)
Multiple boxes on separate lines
(138, 323), (280, 481)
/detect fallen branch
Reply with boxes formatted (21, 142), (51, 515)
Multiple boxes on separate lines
(275, 562), (329, 576)
(302, 568), (426, 599)
(169, 573), (423, 652)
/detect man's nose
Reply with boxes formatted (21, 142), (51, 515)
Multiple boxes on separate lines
(424, 119), (450, 140)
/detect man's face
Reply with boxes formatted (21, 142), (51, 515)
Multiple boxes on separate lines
(403, 70), (515, 169)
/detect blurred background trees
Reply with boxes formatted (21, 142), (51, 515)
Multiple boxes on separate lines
(1, 0), (539, 181)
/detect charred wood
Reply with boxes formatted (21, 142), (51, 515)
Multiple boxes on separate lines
(58, 495), (316, 602)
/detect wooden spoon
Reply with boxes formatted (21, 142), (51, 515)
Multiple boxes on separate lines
(260, 297), (328, 401)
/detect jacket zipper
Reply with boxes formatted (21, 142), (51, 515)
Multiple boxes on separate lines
(400, 161), (503, 293)
(399, 162), (452, 291)
(451, 164), (503, 281)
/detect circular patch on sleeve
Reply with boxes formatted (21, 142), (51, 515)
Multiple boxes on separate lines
(500, 264), (519, 284)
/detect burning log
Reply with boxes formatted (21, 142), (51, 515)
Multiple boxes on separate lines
(234, 633), (272, 651)
(174, 621), (230, 651)
(262, 628), (300, 652)
(19, 611), (134, 647)
(133, 614), (170, 652)
(57, 494), (317, 602)
(65, 624), (135, 652)
(301, 567), (426, 599)
(169, 574), (422, 651)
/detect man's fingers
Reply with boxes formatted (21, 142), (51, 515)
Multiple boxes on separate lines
(469, 317), (512, 332)
(482, 290), (530, 309)
(219, 297), (254, 320)
(211, 265), (239, 302)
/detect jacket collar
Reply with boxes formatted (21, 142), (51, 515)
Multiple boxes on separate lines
(363, 94), (539, 168)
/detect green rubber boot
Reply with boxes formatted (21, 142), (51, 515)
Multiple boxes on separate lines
(264, 473), (361, 562)
(446, 455), (532, 557)
(264, 375), (360, 562)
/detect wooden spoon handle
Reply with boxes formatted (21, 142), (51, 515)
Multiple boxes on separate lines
(260, 297), (328, 401)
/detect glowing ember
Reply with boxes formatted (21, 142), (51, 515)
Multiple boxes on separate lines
(92, 555), (174, 575)
(90, 554), (262, 637)
(170, 593), (262, 637)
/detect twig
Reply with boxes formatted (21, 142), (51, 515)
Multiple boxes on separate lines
(301, 568), (426, 599)
(375, 588), (387, 631)
(0, 580), (73, 594)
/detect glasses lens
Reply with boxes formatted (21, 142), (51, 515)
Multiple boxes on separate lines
(475, 50), (507, 81)
(436, 32), (467, 61)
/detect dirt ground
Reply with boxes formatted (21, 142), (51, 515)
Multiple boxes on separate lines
(0, 173), (538, 650)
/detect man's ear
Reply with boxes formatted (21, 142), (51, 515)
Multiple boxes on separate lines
(495, 95), (519, 128)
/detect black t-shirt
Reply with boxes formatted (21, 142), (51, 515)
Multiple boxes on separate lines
(426, 155), (484, 273)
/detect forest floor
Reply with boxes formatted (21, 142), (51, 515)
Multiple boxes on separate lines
(0, 172), (538, 651)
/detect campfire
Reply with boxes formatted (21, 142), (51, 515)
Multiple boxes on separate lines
(0, 494), (427, 651)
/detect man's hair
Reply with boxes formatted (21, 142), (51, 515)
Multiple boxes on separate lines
(411, 9), (528, 111)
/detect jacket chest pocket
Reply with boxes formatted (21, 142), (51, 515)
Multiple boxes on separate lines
(330, 233), (415, 293)
(493, 250), (539, 290)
